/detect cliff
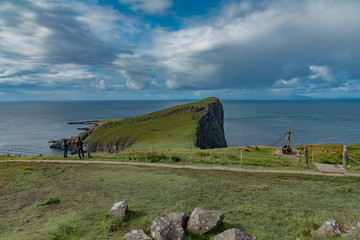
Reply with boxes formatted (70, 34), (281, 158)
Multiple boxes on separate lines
(50, 97), (227, 152)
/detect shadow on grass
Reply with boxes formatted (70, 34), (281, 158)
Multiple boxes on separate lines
(97, 210), (147, 232)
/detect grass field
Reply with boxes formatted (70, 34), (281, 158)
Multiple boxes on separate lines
(1, 163), (359, 240)
(0, 146), (318, 171)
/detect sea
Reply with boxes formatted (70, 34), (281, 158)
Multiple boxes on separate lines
(0, 100), (359, 155)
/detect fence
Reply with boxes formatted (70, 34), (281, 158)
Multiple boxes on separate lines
(0, 148), (47, 157)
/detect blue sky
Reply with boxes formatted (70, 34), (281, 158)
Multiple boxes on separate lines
(0, 0), (359, 101)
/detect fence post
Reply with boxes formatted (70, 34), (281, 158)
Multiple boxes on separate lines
(343, 145), (348, 167)
(241, 149), (243, 166)
(312, 151), (315, 163)
(87, 145), (91, 158)
(304, 146), (309, 169)
(190, 147), (193, 161)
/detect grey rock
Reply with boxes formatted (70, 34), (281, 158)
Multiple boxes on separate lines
(312, 218), (341, 236)
(214, 228), (256, 240)
(125, 229), (151, 240)
(151, 213), (185, 240)
(187, 207), (225, 234)
(109, 200), (128, 218)
(341, 222), (360, 238)
(168, 212), (189, 229)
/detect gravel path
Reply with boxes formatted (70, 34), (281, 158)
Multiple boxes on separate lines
(1, 159), (360, 177)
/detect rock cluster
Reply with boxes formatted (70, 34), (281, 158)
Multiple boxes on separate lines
(111, 203), (256, 240)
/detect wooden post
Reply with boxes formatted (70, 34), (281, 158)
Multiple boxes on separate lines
(151, 146), (153, 154)
(190, 147), (193, 161)
(240, 149), (243, 166)
(304, 146), (309, 169)
(312, 151), (315, 163)
(343, 145), (348, 167)
(87, 145), (91, 158)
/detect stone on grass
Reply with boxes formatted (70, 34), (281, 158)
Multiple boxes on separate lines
(214, 228), (256, 240)
(124, 229), (151, 240)
(151, 213), (185, 240)
(187, 207), (225, 234)
(109, 200), (128, 218)
(341, 222), (360, 238)
(312, 218), (341, 236)
(168, 212), (189, 229)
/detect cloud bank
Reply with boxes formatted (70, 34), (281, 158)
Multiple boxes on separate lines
(0, 0), (359, 100)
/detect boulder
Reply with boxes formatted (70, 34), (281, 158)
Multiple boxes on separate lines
(151, 213), (185, 240)
(187, 207), (225, 234)
(168, 212), (189, 229)
(341, 222), (360, 238)
(214, 228), (256, 240)
(109, 200), (128, 218)
(125, 230), (151, 240)
(312, 218), (341, 236)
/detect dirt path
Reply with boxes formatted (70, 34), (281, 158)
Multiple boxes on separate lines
(314, 163), (347, 173)
(1, 159), (360, 177)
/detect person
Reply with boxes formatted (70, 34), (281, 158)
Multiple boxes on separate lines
(61, 139), (68, 158)
(75, 137), (85, 159)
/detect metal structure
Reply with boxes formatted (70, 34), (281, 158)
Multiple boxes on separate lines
(271, 131), (292, 154)
(0, 148), (47, 157)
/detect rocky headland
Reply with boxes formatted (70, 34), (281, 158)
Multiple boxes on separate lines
(50, 97), (227, 153)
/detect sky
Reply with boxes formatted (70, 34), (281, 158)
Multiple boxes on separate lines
(0, 0), (359, 101)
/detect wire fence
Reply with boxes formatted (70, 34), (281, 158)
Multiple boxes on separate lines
(0, 148), (47, 157)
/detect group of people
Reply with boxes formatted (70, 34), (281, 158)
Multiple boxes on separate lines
(61, 137), (85, 159)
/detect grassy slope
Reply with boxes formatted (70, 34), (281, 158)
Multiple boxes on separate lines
(1, 163), (359, 240)
(84, 98), (216, 149)
(299, 144), (360, 166)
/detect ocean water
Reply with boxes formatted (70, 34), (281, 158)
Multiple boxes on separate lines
(0, 100), (359, 155)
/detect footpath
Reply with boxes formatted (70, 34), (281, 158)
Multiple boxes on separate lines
(1, 159), (360, 177)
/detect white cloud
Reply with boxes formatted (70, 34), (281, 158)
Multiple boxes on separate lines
(140, 0), (360, 91)
(96, 80), (107, 91)
(118, 0), (172, 15)
(309, 66), (334, 82)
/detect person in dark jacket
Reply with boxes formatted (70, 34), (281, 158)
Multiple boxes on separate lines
(62, 139), (68, 158)
(75, 137), (85, 159)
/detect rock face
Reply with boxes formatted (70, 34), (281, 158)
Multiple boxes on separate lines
(151, 213), (185, 240)
(109, 200), (128, 218)
(125, 230), (151, 240)
(214, 228), (256, 240)
(187, 207), (225, 235)
(195, 98), (227, 149)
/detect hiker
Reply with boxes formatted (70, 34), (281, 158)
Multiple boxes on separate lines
(61, 139), (68, 158)
(75, 137), (85, 159)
